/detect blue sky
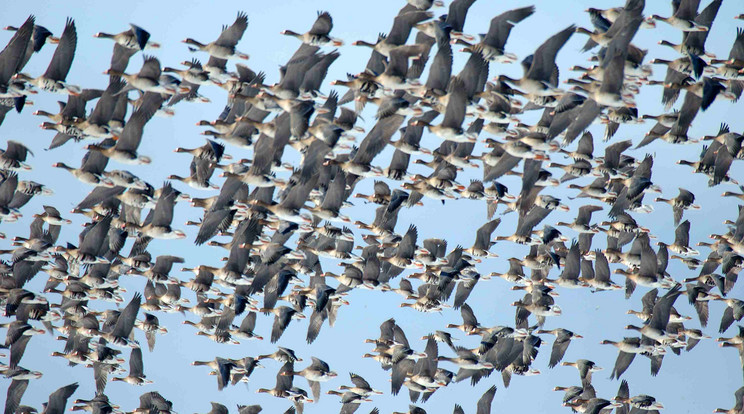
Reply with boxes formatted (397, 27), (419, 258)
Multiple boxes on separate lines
(1, 0), (743, 413)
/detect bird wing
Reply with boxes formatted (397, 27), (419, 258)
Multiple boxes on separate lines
(610, 351), (636, 380)
(46, 383), (79, 414)
(114, 108), (154, 153)
(0, 16), (34, 85)
(474, 218), (500, 250)
(112, 292), (141, 338)
(484, 6), (535, 50)
(309, 11), (333, 36)
(526, 24), (575, 82)
(675, 220), (691, 247)
(43, 18), (76, 81)
(215, 12), (248, 48)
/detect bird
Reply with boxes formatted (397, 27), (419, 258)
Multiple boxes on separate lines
(111, 348), (152, 385)
(14, 18), (81, 95)
(497, 25), (575, 97)
(183, 12), (250, 60)
(538, 328), (583, 368)
(281, 11), (343, 47)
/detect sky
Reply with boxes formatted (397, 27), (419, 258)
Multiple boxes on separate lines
(1, 0), (743, 413)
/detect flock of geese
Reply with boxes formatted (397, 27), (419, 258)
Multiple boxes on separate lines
(1, 0), (744, 413)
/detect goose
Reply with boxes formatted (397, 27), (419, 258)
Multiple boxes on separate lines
(600, 337), (655, 379)
(14, 19), (81, 95)
(352, 10), (433, 57)
(668, 220), (699, 256)
(652, 0), (709, 32)
(372, 44), (426, 92)
(556, 205), (603, 234)
(0, 141), (33, 171)
(625, 285), (683, 343)
(3, 19), (60, 71)
(183, 12), (250, 60)
(413, 77), (474, 142)
(464, 6), (535, 62)
(511, 296), (562, 318)
(581, 250), (622, 291)
(614, 395), (664, 411)
(549, 241), (589, 289)
(538, 329), (583, 368)
(436, 348), (494, 370)
(52, 162), (113, 187)
(85, 109), (154, 164)
(446, 303), (484, 335)
(487, 258), (528, 284)
(94, 24), (157, 51)
(463, 219), (501, 258)
(128, 183), (186, 239)
(164, 59), (212, 86)
(497, 25), (574, 96)
(111, 348), (152, 385)
(167, 165), (220, 191)
(281, 11), (343, 46)
(613, 250), (667, 293)
(228, 311), (263, 341)
(98, 293), (141, 349)
(258, 306), (306, 343)
(335, 373), (383, 398)
(282, 357), (337, 401)
(655, 188), (699, 225)
(105, 56), (184, 95)
(561, 359), (602, 386)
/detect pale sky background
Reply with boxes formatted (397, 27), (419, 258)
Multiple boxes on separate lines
(1, 0), (743, 413)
